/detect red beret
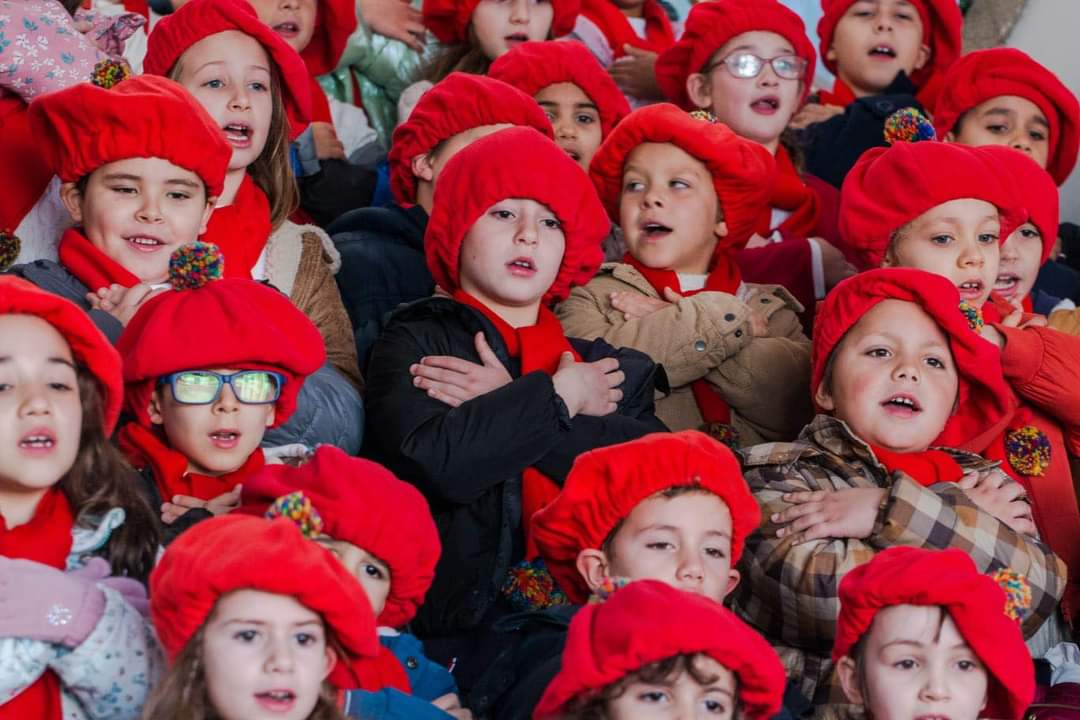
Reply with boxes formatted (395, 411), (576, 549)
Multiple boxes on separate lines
(934, 49), (1079, 186)
(27, 75), (229, 199)
(144, 0), (312, 140)
(833, 547), (1035, 720)
(0, 276), (123, 434)
(589, 104), (775, 252)
(981, 145), (1059, 265)
(534, 580), (786, 720)
(150, 515), (380, 688)
(388, 73), (554, 207)
(531, 431), (760, 605)
(118, 277), (325, 429)
(839, 141), (1025, 271)
(812, 268), (1014, 453)
(488, 40), (630, 138)
(425, 126), (606, 305)
(422, 0), (580, 45)
(655, 0), (816, 110)
(817, 0), (961, 90)
(301, 0), (357, 76)
(238, 445), (441, 629)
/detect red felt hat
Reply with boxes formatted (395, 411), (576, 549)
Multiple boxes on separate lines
(833, 547), (1035, 720)
(425, 126), (606, 305)
(118, 276), (325, 429)
(238, 445), (441, 629)
(388, 73), (554, 207)
(26, 75), (229, 199)
(981, 145), (1059, 265)
(589, 104), (775, 252)
(534, 579), (786, 720)
(422, 0), (580, 45)
(301, 0), (357, 76)
(839, 141), (1026, 271)
(150, 515), (380, 688)
(531, 431), (760, 605)
(488, 40), (630, 138)
(144, 0), (312, 140)
(934, 49), (1079, 186)
(655, 0), (816, 110)
(0, 276), (123, 434)
(812, 268), (1014, 453)
(817, 0), (961, 90)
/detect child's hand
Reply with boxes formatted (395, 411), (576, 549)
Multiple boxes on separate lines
(410, 332), (512, 407)
(432, 693), (473, 720)
(610, 46), (662, 100)
(86, 283), (165, 326)
(311, 121), (347, 161)
(358, 0), (426, 52)
(161, 486), (242, 525)
(773, 487), (887, 544)
(610, 288), (681, 320)
(981, 309), (1049, 348)
(788, 102), (844, 130)
(553, 353), (624, 418)
(818, 238), (857, 290)
(957, 470), (1037, 536)
(745, 232), (772, 249)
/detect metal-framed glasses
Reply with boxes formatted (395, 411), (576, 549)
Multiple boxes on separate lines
(705, 52), (807, 81)
(157, 370), (285, 405)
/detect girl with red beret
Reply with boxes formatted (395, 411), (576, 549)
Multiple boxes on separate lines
(732, 268), (1066, 711)
(0, 276), (162, 720)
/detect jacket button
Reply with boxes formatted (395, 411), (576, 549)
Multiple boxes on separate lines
(724, 313), (736, 322)
(694, 340), (706, 352)
(406, 657), (419, 670)
(735, 330), (743, 338)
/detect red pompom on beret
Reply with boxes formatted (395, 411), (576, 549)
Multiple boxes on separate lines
(422, 0), (580, 45)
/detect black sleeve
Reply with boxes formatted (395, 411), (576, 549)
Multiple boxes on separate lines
(133, 467), (213, 546)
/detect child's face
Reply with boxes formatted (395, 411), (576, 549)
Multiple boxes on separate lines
(947, 95), (1050, 171)
(816, 299), (958, 453)
(60, 157), (213, 284)
(315, 537), (392, 618)
(249, 0), (317, 54)
(884, 198), (1002, 307)
(620, 142), (726, 276)
(686, 31), (804, 152)
(202, 589), (335, 720)
(534, 82), (603, 171)
(607, 655), (737, 720)
(458, 198), (566, 312)
(995, 222), (1044, 305)
(827, 0), (930, 97)
(176, 31), (274, 173)
(837, 605), (989, 720)
(470, 0), (553, 60)
(0, 315), (82, 500)
(149, 368), (276, 476)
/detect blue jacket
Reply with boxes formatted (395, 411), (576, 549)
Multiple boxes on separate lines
(344, 633), (458, 719)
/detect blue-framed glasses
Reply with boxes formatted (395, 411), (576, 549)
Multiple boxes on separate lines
(705, 52), (807, 81)
(158, 370), (285, 405)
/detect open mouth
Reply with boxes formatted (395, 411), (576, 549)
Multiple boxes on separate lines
(995, 272), (1021, 296)
(640, 221), (673, 240)
(750, 96), (780, 114)
(18, 429), (56, 452)
(561, 146), (582, 162)
(272, 20), (299, 36)
(507, 256), (537, 276)
(504, 33), (529, 45)
(881, 394), (922, 417)
(209, 430), (241, 449)
(255, 689), (296, 711)
(125, 235), (165, 252)
(222, 123), (253, 147)
(957, 279), (985, 300)
(868, 44), (897, 59)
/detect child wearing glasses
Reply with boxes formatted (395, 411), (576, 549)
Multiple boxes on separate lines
(116, 257), (325, 543)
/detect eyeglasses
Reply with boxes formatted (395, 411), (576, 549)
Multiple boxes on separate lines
(705, 52), (807, 81)
(158, 370), (285, 405)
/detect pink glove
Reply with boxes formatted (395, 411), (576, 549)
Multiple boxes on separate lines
(0, 556), (105, 648)
(70, 557), (150, 618)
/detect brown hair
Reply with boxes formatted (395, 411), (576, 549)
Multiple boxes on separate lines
(418, 42), (493, 84)
(600, 485), (713, 562)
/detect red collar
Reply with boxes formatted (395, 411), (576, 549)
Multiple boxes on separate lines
(202, 175), (273, 279)
(58, 227), (141, 292)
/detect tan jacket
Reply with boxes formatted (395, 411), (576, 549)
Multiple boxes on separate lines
(556, 262), (813, 444)
(1049, 306), (1080, 336)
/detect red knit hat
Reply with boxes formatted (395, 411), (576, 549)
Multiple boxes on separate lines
(422, 0), (580, 45)
(150, 515), (380, 688)
(839, 141), (1025, 271)
(388, 73), (554, 207)
(301, 0), (357, 76)
(534, 579), (786, 720)
(488, 40), (630, 138)
(817, 0), (961, 90)
(26, 75), (229, 199)
(531, 431), (760, 605)
(655, 0), (816, 110)
(934, 48), (1079, 186)
(144, 0), (312, 140)
(833, 547), (1035, 720)
(812, 268), (1014, 453)
(238, 445), (441, 629)
(0, 276), (123, 434)
(590, 104), (775, 252)
(981, 145), (1059, 265)
(425, 126), (606, 305)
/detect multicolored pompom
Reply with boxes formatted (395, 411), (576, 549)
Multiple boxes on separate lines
(588, 575), (632, 604)
(689, 109), (719, 124)
(1005, 425), (1052, 476)
(0, 230), (20, 271)
(169, 241), (224, 291)
(958, 300), (984, 332)
(502, 558), (569, 611)
(884, 107), (936, 145)
(992, 568), (1032, 622)
(701, 422), (741, 450)
(265, 491), (325, 539)
(91, 58), (132, 89)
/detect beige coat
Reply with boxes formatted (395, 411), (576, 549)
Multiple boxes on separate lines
(556, 262), (813, 444)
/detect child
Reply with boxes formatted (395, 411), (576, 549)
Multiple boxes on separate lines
(364, 127), (666, 693)
(143, 514), (381, 719)
(833, 547), (1035, 720)
(558, 103), (812, 444)
(733, 268), (1066, 708)
(115, 256), (325, 543)
(534, 579), (787, 720)
(0, 276), (162, 718)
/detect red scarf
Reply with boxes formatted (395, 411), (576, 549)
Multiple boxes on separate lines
(580, 0), (675, 58)
(308, 74), (333, 124)
(57, 227), (140, 293)
(117, 423), (265, 503)
(0, 489), (75, 720)
(869, 445), (965, 487)
(453, 291), (578, 557)
(202, 175), (273, 279)
(757, 146), (820, 239)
